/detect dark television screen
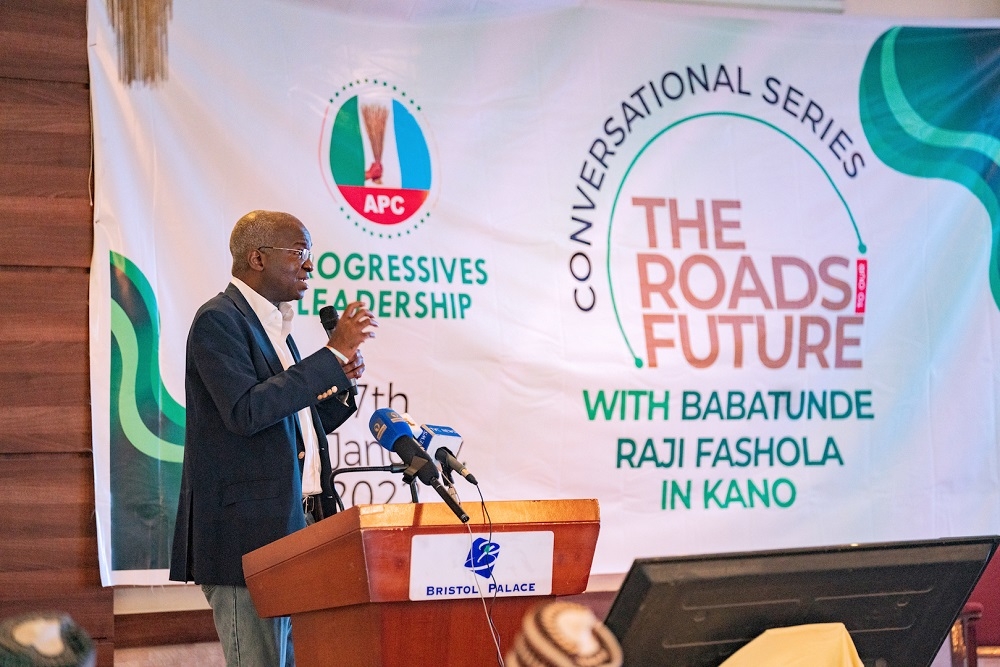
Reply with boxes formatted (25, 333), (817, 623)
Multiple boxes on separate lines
(604, 536), (999, 667)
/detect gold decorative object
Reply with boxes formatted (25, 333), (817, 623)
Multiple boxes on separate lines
(105, 0), (173, 86)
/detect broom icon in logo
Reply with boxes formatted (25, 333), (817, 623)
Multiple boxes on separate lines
(362, 103), (388, 184)
(324, 90), (433, 226)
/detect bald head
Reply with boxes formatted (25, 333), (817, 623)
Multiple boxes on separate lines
(230, 210), (305, 277)
(228, 209), (315, 305)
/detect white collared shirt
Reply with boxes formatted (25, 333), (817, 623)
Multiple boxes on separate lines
(231, 277), (323, 497)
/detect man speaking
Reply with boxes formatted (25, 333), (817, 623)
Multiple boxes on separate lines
(169, 210), (376, 666)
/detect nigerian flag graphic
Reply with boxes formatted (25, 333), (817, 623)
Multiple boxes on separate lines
(329, 95), (432, 226)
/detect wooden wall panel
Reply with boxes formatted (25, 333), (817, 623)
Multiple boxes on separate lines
(0, 270), (90, 454)
(0, 78), (90, 135)
(0, 0), (89, 84)
(0, 195), (93, 265)
(0, 455), (113, 639)
(0, 270), (89, 342)
(0, 79), (93, 268)
(1, 1), (110, 665)
(115, 610), (217, 649)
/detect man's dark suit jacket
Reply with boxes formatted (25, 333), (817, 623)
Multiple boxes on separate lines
(169, 283), (355, 586)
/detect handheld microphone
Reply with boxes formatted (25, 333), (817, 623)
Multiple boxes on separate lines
(319, 305), (358, 396)
(434, 446), (478, 486)
(369, 408), (469, 522)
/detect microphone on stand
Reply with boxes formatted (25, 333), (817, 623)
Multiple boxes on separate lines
(417, 423), (478, 486)
(319, 305), (358, 396)
(434, 446), (478, 486)
(369, 408), (469, 523)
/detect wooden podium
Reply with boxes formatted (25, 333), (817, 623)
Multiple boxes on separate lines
(243, 498), (600, 666)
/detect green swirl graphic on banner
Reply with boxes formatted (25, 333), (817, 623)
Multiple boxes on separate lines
(109, 251), (184, 570)
(860, 26), (1000, 309)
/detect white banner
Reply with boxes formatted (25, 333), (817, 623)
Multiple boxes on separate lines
(89, 0), (1000, 585)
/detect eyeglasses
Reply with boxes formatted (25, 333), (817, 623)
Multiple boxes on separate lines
(258, 246), (312, 262)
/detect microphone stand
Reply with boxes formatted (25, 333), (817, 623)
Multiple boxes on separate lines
(330, 461), (468, 523)
(440, 468), (461, 505)
(399, 465), (422, 504)
(329, 463), (407, 514)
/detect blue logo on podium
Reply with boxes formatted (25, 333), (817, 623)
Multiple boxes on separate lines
(464, 537), (500, 579)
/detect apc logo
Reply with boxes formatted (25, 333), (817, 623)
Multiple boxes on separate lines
(464, 537), (500, 579)
(321, 80), (437, 237)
